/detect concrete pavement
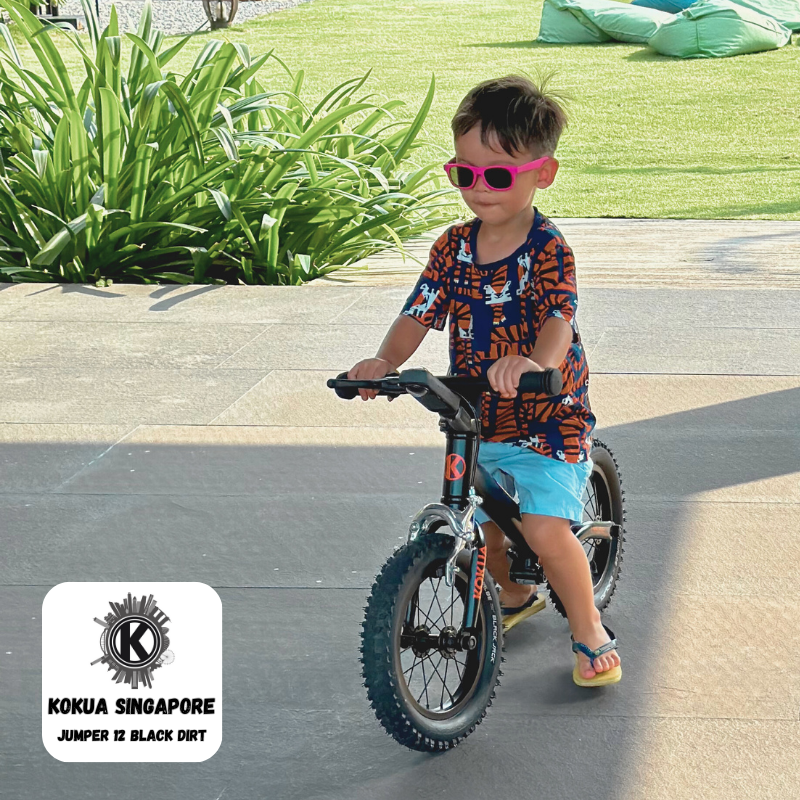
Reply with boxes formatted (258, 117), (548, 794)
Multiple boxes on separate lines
(1, 224), (799, 799)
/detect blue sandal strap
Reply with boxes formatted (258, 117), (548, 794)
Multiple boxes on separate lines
(571, 637), (619, 665)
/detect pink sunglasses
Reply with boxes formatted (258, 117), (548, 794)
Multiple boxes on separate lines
(444, 156), (550, 191)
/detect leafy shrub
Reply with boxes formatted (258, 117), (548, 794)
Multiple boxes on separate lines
(0, 0), (455, 284)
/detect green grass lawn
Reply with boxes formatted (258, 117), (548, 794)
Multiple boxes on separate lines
(25, 0), (800, 219)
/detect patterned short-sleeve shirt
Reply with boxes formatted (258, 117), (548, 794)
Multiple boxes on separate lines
(400, 211), (595, 464)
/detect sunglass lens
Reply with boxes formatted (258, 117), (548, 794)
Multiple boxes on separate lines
(484, 167), (513, 190)
(447, 165), (476, 189)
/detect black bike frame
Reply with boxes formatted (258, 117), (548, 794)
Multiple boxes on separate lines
(439, 411), (537, 634)
(328, 368), (550, 637)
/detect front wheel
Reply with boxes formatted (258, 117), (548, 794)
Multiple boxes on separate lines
(360, 533), (503, 752)
(546, 437), (626, 617)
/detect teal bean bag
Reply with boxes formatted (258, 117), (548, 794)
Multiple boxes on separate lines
(537, 0), (612, 42)
(584, 1), (675, 40)
(648, 0), (792, 57)
(537, 0), (673, 43)
(724, 0), (800, 30)
(632, 0), (696, 13)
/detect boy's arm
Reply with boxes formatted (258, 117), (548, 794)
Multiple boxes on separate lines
(490, 315), (573, 398)
(532, 236), (579, 368)
(375, 314), (429, 370)
(349, 227), (453, 400)
(528, 316), (573, 369)
(347, 315), (429, 400)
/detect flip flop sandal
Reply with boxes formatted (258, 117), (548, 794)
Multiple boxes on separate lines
(501, 591), (546, 633)
(571, 623), (622, 687)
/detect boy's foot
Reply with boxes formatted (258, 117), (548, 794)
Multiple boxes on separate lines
(499, 586), (546, 633)
(499, 584), (537, 611)
(572, 621), (621, 682)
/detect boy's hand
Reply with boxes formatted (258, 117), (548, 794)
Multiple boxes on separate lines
(487, 355), (543, 399)
(347, 358), (395, 401)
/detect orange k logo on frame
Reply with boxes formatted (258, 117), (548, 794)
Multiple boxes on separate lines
(445, 454), (466, 481)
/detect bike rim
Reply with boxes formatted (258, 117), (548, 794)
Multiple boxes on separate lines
(394, 562), (485, 721)
(582, 467), (618, 593)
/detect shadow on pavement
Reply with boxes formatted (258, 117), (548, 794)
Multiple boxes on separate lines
(0, 388), (797, 799)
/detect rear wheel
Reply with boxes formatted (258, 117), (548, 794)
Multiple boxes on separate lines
(546, 437), (626, 616)
(360, 533), (503, 752)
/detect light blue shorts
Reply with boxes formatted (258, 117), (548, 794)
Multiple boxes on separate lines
(473, 441), (593, 526)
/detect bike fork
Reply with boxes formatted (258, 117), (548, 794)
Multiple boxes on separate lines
(461, 542), (487, 632)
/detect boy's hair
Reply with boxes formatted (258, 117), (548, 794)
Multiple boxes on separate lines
(451, 74), (568, 158)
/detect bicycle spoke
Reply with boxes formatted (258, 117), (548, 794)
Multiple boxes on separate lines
(430, 581), (450, 630)
(453, 654), (464, 682)
(440, 659), (449, 709)
(403, 651), (433, 679)
(583, 483), (598, 520)
(442, 592), (460, 629)
(418, 658), (434, 708)
(429, 656), (456, 709)
(415, 602), (441, 632)
(423, 578), (440, 629)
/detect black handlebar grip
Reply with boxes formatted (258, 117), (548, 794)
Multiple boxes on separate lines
(518, 368), (563, 397)
(328, 372), (359, 400)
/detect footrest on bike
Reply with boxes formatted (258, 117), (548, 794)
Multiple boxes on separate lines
(507, 547), (543, 586)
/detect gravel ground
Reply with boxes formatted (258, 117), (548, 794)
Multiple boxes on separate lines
(56, 0), (312, 34)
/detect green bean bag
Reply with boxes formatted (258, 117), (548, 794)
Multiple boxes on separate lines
(537, 0), (673, 43)
(725, 0), (800, 30)
(585, 1), (675, 40)
(648, 0), (792, 57)
(537, 0), (612, 42)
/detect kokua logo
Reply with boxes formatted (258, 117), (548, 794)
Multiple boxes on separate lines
(92, 593), (174, 689)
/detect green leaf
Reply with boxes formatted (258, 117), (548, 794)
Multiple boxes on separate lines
(211, 126), (239, 163)
(259, 213), (277, 240)
(208, 188), (232, 221)
(98, 87), (122, 207)
(130, 142), (157, 222)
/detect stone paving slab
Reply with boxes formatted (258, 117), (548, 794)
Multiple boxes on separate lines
(214, 371), (800, 430)
(210, 368), (451, 426)
(215, 322), (449, 372)
(0, 367), (268, 425)
(0, 320), (273, 370)
(0, 423), (134, 491)
(0, 489), (429, 586)
(590, 326), (800, 375)
(327, 219), (800, 289)
(0, 283), (370, 324)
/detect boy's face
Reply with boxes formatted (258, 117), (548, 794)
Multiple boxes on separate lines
(453, 125), (558, 226)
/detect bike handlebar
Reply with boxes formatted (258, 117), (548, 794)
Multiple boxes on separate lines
(326, 367), (563, 404)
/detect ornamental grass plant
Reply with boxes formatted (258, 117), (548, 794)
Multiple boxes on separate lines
(0, 0), (456, 284)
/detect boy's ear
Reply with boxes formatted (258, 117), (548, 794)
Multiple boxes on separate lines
(536, 158), (559, 189)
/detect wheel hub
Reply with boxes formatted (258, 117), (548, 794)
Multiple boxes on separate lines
(437, 626), (459, 659)
(410, 624), (434, 657)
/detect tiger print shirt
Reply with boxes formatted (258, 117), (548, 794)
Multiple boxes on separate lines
(400, 212), (595, 464)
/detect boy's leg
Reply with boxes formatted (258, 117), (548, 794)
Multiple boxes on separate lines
(521, 513), (621, 679)
(481, 520), (535, 608)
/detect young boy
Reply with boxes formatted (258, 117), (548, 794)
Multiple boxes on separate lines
(347, 76), (621, 687)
